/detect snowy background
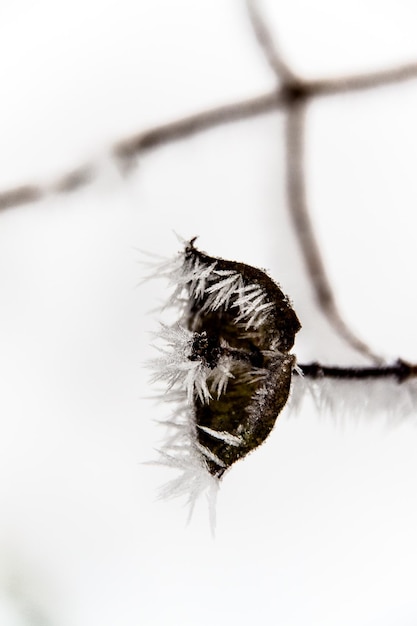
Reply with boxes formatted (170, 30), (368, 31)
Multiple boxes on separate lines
(1, 1), (417, 624)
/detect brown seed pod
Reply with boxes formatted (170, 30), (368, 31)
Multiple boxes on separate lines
(183, 240), (301, 477)
(150, 239), (300, 497)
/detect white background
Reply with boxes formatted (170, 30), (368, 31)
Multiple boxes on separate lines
(1, 1), (417, 624)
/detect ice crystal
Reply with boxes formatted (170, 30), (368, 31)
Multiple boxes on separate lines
(150, 324), (212, 404)
(288, 371), (417, 424)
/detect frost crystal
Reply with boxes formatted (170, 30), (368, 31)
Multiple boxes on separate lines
(288, 371), (417, 424)
(148, 239), (301, 506)
(150, 324), (212, 404)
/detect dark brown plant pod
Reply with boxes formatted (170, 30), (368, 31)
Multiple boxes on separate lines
(150, 239), (300, 497)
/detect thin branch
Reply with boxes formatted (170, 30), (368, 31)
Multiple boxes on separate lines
(245, 0), (295, 82)
(0, 91), (281, 212)
(297, 359), (417, 382)
(3, 50), (417, 215)
(0, 165), (94, 212)
(1, 5), (417, 366)
(50, 165), (94, 194)
(245, 0), (385, 363)
(284, 99), (384, 363)
(2, 60), (417, 213)
(312, 61), (417, 97)
(0, 185), (43, 211)
(113, 90), (282, 163)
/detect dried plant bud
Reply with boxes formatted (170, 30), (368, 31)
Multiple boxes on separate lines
(150, 239), (300, 498)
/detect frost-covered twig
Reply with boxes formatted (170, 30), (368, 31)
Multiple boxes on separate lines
(291, 362), (417, 423)
(298, 360), (417, 382)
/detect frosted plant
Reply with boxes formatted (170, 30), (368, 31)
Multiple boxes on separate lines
(149, 239), (417, 513)
(149, 238), (301, 504)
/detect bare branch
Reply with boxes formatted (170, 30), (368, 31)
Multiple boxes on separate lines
(0, 91), (281, 212)
(2, 1), (417, 366)
(0, 185), (43, 211)
(2, 57), (417, 213)
(245, 0), (295, 82)
(0, 165), (94, 212)
(312, 61), (417, 97)
(50, 165), (94, 194)
(113, 90), (282, 164)
(285, 101), (384, 363)
(297, 359), (417, 382)
(244, 0), (392, 362)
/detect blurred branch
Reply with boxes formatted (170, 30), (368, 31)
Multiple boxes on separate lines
(1, 2), (417, 366)
(246, 0), (385, 363)
(284, 95), (384, 363)
(2, 62), (417, 211)
(0, 165), (94, 211)
(0, 91), (281, 212)
(311, 61), (417, 96)
(113, 90), (282, 163)
(0, 185), (43, 211)
(245, 0), (296, 82)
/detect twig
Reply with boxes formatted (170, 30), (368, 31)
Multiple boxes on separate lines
(246, 0), (384, 363)
(1, 3), (417, 365)
(284, 99), (384, 363)
(245, 0), (296, 82)
(3, 47), (417, 216)
(2, 61), (417, 213)
(0, 91), (281, 213)
(0, 165), (94, 212)
(113, 90), (282, 163)
(0, 185), (43, 211)
(311, 61), (417, 96)
(297, 359), (417, 382)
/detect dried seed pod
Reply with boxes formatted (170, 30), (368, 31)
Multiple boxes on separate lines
(183, 240), (300, 477)
(150, 239), (301, 492)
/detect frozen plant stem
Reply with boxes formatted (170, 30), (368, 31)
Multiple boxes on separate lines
(297, 359), (417, 382)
